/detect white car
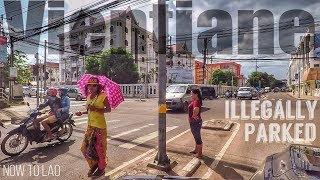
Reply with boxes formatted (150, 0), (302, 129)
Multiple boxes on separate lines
(237, 87), (259, 100)
(26, 88), (46, 97)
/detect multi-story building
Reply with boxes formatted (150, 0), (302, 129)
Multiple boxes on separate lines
(30, 62), (60, 87)
(58, 9), (158, 85)
(194, 61), (243, 85)
(166, 44), (194, 83)
(287, 32), (320, 96)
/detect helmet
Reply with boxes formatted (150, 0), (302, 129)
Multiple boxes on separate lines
(48, 87), (58, 97)
(59, 88), (68, 97)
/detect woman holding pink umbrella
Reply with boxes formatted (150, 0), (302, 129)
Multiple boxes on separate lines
(76, 76), (111, 177)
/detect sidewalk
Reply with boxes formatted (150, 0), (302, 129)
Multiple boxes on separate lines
(0, 104), (28, 124)
(106, 120), (256, 180)
(287, 92), (320, 100)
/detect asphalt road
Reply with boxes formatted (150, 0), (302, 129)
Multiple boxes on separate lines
(0, 93), (319, 179)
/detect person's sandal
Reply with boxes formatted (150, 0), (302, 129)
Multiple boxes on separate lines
(92, 168), (105, 177)
(87, 164), (98, 177)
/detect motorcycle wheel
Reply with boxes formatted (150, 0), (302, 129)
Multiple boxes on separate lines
(1, 133), (28, 156)
(57, 123), (73, 142)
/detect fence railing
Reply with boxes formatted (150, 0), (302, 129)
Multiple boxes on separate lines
(120, 83), (235, 98)
(120, 83), (158, 98)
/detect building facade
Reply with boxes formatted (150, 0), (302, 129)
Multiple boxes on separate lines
(58, 9), (158, 85)
(166, 44), (194, 84)
(194, 61), (243, 85)
(30, 62), (60, 87)
(288, 32), (320, 96)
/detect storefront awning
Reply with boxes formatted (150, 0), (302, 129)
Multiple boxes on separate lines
(303, 68), (320, 81)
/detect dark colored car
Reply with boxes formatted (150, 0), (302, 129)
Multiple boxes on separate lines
(200, 86), (216, 100)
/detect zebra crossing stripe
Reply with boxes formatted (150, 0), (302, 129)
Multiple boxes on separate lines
(110, 124), (154, 139)
(119, 126), (178, 149)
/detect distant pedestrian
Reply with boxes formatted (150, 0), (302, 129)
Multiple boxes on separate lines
(188, 89), (203, 158)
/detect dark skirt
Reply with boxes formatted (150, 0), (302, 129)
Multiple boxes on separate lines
(189, 120), (203, 145)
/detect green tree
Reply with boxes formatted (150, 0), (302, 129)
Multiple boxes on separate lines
(3, 51), (32, 86)
(85, 48), (139, 84)
(248, 71), (276, 88)
(210, 69), (238, 86)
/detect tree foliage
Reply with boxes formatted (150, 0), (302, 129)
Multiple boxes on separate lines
(210, 69), (238, 86)
(2, 51), (32, 86)
(85, 48), (139, 84)
(248, 71), (276, 88)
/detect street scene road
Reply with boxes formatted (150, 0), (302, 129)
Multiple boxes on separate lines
(1, 0), (320, 179)
(1, 92), (318, 179)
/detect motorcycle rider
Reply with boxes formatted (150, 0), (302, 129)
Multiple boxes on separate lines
(41, 88), (70, 141)
(33, 88), (61, 141)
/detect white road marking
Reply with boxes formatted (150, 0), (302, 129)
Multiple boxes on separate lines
(202, 122), (240, 179)
(105, 127), (191, 177)
(119, 126), (178, 149)
(70, 103), (86, 107)
(110, 124), (154, 139)
(75, 119), (120, 125)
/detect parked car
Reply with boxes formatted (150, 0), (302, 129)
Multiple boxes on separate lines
(166, 84), (200, 112)
(251, 144), (320, 180)
(26, 88), (46, 97)
(237, 87), (259, 100)
(22, 86), (30, 96)
(199, 85), (216, 100)
(66, 88), (86, 101)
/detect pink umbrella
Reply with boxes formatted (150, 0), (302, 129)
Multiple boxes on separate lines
(77, 74), (124, 109)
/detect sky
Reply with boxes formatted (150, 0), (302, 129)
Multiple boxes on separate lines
(1, 0), (320, 79)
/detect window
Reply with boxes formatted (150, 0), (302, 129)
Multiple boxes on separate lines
(132, 27), (135, 32)
(125, 40), (128, 46)
(141, 57), (145, 62)
(110, 26), (114, 33)
(117, 21), (122, 27)
(141, 46), (145, 52)
(141, 35), (145, 40)
(126, 15), (130, 19)
(125, 27), (128, 33)
(110, 39), (114, 46)
(315, 64), (320, 67)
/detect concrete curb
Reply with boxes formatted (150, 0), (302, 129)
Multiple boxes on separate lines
(178, 157), (201, 177)
(202, 120), (234, 131)
(147, 161), (178, 171)
(286, 92), (320, 101)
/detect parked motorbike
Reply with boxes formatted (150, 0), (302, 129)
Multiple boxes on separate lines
(1, 108), (75, 156)
(225, 90), (232, 99)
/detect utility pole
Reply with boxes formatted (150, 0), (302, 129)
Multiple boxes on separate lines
(9, 36), (14, 101)
(64, 58), (67, 85)
(35, 53), (40, 106)
(43, 40), (47, 91)
(203, 38), (208, 84)
(255, 58), (258, 72)
(156, 0), (170, 167)
(298, 56), (301, 98)
(0, 15), (4, 89)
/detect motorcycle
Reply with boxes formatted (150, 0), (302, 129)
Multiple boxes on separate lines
(0, 121), (5, 138)
(1, 107), (75, 157)
(225, 90), (232, 99)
